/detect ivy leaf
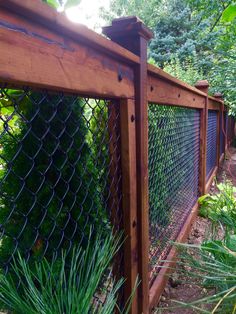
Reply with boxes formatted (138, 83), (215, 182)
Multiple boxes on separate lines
(64, 0), (81, 10)
(222, 4), (236, 22)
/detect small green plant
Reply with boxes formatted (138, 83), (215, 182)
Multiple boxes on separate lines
(0, 232), (135, 314)
(199, 181), (236, 236)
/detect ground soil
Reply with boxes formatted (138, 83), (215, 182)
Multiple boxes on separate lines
(154, 146), (236, 314)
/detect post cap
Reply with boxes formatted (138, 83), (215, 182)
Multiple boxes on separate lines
(194, 80), (209, 88)
(102, 16), (153, 42)
(194, 80), (209, 94)
(213, 92), (223, 100)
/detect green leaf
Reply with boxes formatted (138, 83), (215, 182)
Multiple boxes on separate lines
(64, 0), (81, 10)
(222, 4), (236, 22)
(42, 0), (59, 9)
(198, 194), (209, 204)
(226, 235), (236, 251)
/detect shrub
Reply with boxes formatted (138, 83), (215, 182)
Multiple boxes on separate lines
(0, 89), (109, 275)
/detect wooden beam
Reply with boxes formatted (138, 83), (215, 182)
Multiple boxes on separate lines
(148, 65), (206, 97)
(0, 0), (140, 66)
(0, 9), (135, 98)
(208, 98), (221, 110)
(103, 17), (153, 314)
(120, 99), (138, 314)
(148, 75), (205, 108)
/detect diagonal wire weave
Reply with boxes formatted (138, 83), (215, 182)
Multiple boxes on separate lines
(0, 85), (123, 307)
(206, 110), (217, 179)
(148, 104), (200, 285)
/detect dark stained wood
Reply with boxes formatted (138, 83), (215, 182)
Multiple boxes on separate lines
(120, 99), (138, 314)
(102, 17), (152, 314)
(208, 98), (221, 110)
(149, 201), (199, 310)
(148, 75), (205, 108)
(0, 9), (135, 98)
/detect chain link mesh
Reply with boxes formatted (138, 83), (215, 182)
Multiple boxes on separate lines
(0, 85), (123, 307)
(227, 115), (235, 144)
(220, 112), (225, 156)
(148, 104), (200, 285)
(206, 110), (217, 179)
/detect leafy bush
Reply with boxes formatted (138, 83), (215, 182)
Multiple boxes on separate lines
(199, 181), (236, 236)
(0, 90), (109, 276)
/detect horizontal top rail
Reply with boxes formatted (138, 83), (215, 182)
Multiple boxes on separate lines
(148, 64), (206, 97)
(0, 0), (140, 66)
(0, 0), (224, 107)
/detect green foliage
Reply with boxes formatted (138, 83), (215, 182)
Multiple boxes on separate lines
(198, 181), (236, 235)
(101, 0), (236, 112)
(163, 57), (203, 85)
(0, 90), (108, 277)
(167, 241), (236, 313)
(222, 3), (236, 22)
(0, 232), (133, 314)
(42, 0), (81, 11)
(99, 0), (161, 28)
(161, 182), (236, 313)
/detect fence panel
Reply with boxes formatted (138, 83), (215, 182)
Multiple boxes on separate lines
(227, 116), (235, 145)
(148, 104), (200, 285)
(0, 84), (124, 307)
(206, 110), (218, 180)
(220, 111), (225, 156)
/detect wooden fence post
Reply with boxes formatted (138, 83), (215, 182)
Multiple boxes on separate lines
(195, 80), (209, 195)
(103, 18), (153, 314)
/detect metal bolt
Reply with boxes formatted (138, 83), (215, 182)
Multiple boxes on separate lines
(118, 72), (123, 82)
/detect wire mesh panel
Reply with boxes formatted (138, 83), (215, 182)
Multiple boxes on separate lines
(227, 116), (235, 144)
(148, 104), (200, 285)
(206, 110), (217, 179)
(220, 112), (225, 156)
(0, 85), (123, 307)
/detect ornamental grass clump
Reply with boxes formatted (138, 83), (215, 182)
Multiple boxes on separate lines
(0, 232), (133, 314)
(161, 181), (236, 313)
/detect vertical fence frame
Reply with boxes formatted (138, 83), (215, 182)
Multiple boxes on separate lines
(0, 2), (234, 313)
(103, 18), (153, 314)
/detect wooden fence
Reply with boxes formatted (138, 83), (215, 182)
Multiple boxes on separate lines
(0, 1), (235, 313)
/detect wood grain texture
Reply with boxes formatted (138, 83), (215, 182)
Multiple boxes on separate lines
(120, 99), (138, 314)
(148, 64), (206, 97)
(0, 0), (140, 66)
(148, 75), (205, 108)
(208, 98), (221, 110)
(0, 9), (135, 98)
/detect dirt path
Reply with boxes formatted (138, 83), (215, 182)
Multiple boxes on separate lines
(154, 147), (236, 314)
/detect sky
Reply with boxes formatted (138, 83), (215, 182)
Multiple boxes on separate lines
(66, 0), (110, 31)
